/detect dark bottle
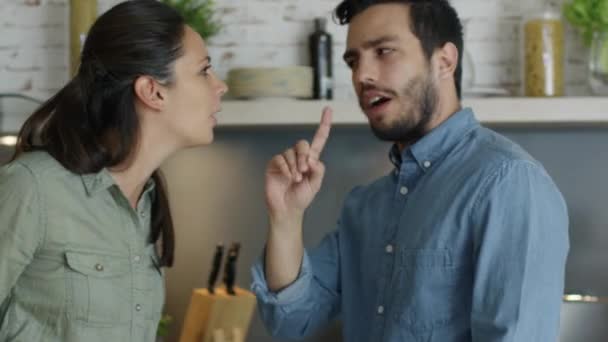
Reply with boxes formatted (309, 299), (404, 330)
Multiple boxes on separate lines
(309, 17), (333, 99)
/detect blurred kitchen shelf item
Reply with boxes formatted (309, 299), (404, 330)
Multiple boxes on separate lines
(462, 86), (510, 97)
(217, 97), (608, 127)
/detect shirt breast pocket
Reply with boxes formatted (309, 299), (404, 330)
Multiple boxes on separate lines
(392, 248), (463, 333)
(65, 251), (132, 325)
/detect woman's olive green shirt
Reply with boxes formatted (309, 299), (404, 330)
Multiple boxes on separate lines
(0, 151), (164, 342)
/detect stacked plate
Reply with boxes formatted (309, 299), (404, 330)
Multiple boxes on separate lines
(227, 66), (313, 99)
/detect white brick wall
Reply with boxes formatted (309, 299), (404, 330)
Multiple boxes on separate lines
(0, 0), (592, 105)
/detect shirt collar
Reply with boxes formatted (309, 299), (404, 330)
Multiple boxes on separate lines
(389, 107), (479, 170)
(81, 168), (156, 197)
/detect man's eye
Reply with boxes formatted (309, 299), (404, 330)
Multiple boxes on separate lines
(377, 48), (394, 56)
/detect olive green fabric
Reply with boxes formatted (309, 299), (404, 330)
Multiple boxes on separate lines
(0, 151), (164, 342)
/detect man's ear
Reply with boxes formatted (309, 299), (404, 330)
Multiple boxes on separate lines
(133, 75), (166, 111)
(435, 42), (459, 80)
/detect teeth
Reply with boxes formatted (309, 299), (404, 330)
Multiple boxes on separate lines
(369, 96), (382, 106)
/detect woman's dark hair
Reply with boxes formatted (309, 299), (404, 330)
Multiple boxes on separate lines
(12, 0), (185, 267)
(334, 0), (464, 99)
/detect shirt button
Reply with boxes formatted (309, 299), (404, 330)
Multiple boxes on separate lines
(133, 255), (141, 263)
(377, 305), (385, 315)
(95, 263), (104, 272)
(400, 186), (408, 195)
(135, 304), (142, 312)
(423, 161), (432, 168)
(385, 244), (394, 254)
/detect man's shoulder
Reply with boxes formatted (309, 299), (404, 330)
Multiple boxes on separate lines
(460, 126), (544, 176)
(460, 127), (561, 197)
(472, 127), (536, 163)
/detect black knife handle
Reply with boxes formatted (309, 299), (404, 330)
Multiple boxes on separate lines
(207, 244), (224, 294)
(223, 242), (241, 295)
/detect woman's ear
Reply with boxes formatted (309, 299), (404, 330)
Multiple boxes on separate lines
(133, 75), (166, 111)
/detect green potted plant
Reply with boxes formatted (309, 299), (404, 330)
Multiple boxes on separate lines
(160, 0), (222, 39)
(156, 314), (173, 342)
(563, 0), (608, 94)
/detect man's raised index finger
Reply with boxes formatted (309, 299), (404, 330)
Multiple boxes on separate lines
(309, 107), (333, 160)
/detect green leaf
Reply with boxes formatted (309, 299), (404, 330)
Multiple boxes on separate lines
(160, 0), (222, 39)
(601, 37), (608, 71)
(599, 0), (608, 25)
(584, 27), (595, 46)
(564, 0), (591, 27)
(156, 314), (173, 337)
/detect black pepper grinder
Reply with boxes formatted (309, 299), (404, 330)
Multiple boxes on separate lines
(309, 17), (333, 99)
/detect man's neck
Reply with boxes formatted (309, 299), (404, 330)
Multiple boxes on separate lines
(396, 97), (462, 152)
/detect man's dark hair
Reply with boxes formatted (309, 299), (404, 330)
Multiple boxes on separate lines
(335, 0), (464, 99)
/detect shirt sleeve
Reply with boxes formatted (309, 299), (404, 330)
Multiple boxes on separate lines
(0, 161), (45, 304)
(250, 229), (341, 339)
(470, 160), (569, 342)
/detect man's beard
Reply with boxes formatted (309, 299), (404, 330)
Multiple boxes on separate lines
(368, 75), (438, 145)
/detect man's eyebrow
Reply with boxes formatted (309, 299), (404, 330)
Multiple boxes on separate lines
(343, 35), (400, 61)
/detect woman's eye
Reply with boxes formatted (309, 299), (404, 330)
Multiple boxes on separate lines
(201, 65), (212, 76)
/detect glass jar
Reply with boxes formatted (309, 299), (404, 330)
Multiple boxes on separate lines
(522, 1), (565, 97)
(70, 0), (97, 76)
(589, 30), (608, 95)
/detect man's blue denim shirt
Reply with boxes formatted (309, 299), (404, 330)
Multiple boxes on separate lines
(251, 108), (569, 342)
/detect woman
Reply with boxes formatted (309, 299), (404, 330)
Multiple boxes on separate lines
(0, 1), (227, 341)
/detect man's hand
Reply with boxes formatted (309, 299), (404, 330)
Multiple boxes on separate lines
(265, 107), (333, 223)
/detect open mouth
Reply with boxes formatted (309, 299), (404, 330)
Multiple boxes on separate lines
(368, 95), (391, 108)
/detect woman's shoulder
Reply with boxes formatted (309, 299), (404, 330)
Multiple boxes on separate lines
(6, 150), (65, 176)
(0, 153), (44, 204)
(1, 151), (71, 189)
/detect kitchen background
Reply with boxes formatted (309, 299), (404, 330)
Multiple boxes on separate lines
(1, 0), (608, 341)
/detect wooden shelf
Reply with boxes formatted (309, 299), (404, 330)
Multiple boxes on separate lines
(216, 97), (608, 127)
(3, 97), (608, 133)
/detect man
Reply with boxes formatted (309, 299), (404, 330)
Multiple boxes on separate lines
(251, 0), (569, 341)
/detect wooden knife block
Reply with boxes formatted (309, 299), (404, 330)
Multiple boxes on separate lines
(179, 286), (256, 342)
